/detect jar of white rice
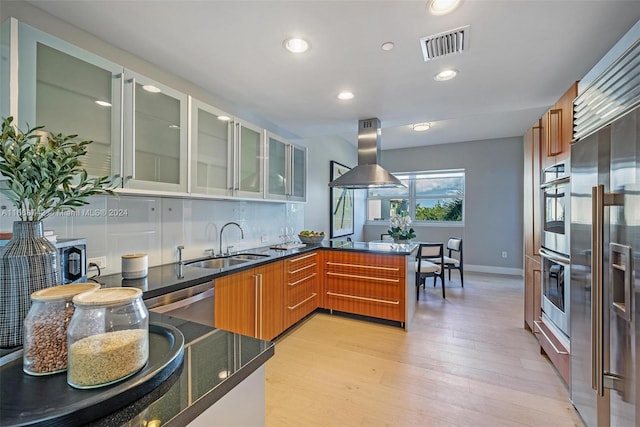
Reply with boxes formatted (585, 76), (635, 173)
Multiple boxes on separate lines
(67, 287), (148, 389)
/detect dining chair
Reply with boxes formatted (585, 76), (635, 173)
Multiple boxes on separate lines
(430, 237), (463, 287)
(415, 242), (445, 299)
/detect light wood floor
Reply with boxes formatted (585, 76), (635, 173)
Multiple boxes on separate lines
(265, 272), (585, 427)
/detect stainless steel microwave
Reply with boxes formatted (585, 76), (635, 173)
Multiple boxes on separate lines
(55, 238), (87, 284)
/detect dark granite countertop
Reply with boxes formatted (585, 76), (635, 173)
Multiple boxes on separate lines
(95, 241), (418, 299)
(0, 312), (275, 427)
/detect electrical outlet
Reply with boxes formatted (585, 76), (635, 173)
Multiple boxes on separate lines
(502, 251), (508, 258)
(88, 256), (107, 270)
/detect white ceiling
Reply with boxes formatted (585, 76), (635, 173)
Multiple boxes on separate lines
(23, 0), (640, 150)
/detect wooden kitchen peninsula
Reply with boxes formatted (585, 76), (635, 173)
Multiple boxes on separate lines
(321, 240), (418, 330)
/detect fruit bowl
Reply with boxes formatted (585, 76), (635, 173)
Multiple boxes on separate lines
(298, 233), (325, 244)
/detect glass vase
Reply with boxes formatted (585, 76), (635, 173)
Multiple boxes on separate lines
(0, 221), (59, 348)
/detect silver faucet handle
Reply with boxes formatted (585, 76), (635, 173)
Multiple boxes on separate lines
(177, 245), (185, 264)
(204, 248), (216, 257)
(226, 245), (234, 256)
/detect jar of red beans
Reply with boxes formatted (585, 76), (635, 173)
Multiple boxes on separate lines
(23, 283), (100, 376)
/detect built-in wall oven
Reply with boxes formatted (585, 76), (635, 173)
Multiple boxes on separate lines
(541, 161), (570, 256)
(539, 161), (571, 340)
(539, 247), (570, 339)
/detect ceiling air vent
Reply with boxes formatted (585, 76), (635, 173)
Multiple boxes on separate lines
(420, 25), (469, 61)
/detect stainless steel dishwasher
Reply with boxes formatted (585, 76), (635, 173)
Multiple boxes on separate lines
(145, 281), (215, 328)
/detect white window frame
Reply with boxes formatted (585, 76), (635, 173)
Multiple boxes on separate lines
(366, 169), (465, 225)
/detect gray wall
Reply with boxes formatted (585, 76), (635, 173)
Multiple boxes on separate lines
(367, 136), (524, 275)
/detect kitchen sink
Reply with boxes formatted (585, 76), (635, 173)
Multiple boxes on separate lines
(185, 257), (248, 269)
(232, 253), (270, 260)
(185, 253), (270, 269)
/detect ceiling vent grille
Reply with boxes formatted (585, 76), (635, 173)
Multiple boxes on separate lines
(420, 25), (469, 61)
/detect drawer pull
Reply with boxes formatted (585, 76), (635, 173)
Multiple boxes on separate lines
(289, 263), (317, 274)
(326, 262), (400, 272)
(326, 291), (399, 305)
(533, 320), (569, 355)
(288, 252), (318, 263)
(288, 293), (317, 310)
(326, 272), (399, 283)
(288, 273), (317, 287)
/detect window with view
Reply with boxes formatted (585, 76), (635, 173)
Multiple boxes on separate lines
(367, 170), (465, 223)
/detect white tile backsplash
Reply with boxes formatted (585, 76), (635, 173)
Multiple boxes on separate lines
(0, 193), (304, 275)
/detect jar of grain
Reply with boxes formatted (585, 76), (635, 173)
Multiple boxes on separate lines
(23, 283), (100, 376)
(67, 287), (148, 389)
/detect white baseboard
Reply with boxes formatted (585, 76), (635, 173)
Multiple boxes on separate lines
(464, 264), (523, 277)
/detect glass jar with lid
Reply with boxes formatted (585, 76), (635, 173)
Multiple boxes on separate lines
(67, 287), (149, 389)
(23, 283), (100, 376)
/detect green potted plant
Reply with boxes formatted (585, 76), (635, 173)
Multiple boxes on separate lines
(0, 116), (116, 347)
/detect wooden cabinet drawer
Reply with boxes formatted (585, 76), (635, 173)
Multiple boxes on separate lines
(324, 252), (405, 280)
(284, 251), (320, 328)
(534, 320), (570, 385)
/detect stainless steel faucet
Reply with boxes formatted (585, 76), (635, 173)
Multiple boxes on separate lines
(219, 222), (244, 256)
(177, 245), (185, 265)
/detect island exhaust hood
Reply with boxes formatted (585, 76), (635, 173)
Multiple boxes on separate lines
(328, 118), (405, 189)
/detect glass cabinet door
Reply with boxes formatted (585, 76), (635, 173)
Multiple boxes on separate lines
(191, 98), (233, 196)
(265, 131), (306, 201)
(234, 121), (263, 198)
(267, 135), (288, 199)
(123, 70), (188, 193)
(16, 21), (123, 182)
(291, 145), (307, 201)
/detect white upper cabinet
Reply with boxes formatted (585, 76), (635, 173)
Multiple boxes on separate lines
(266, 132), (306, 202)
(233, 120), (264, 199)
(15, 21), (123, 182)
(122, 70), (188, 193)
(190, 98), (234, 196)
(190, 98), (264, 199)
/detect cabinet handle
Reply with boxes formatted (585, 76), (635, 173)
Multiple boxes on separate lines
(288, 252), (317, 263)
(547, 108), (562, 156)
(288, 293), (317, 310)
(118, 73), (125, 184)
(326, 271), (400, 283)
(254, 274), (259, 337)
(326, 291), (399, 305)
(533, 320), (568, 355)
(289, 263), (317, 275)
(288, 273), (317, 287)
(130, 77), (136, 180)
(326, 262), (400, 272)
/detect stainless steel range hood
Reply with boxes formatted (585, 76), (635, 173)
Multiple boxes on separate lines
(328, 118), (405, 189)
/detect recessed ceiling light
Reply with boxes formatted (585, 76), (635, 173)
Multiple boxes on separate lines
(434, 69), (458, 81)
(381, 42), (395, 51)
(428, 0), (462, 15)
(218, 115), (231, 121)
(337, 91), (355, 100)
(412, 123), (431, 132)
(283, 37), (310, 53)
(142, 84), (162, 93)
(94, 100), (112, 107)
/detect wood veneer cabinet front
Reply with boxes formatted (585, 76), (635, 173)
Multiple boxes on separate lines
(541, 81), (578, 169)
(284, 251), (321, 329)
(215, 261), (284, 340)
(323, 251), (405, 322)
(524, 256), (541, 331)
(523, 118), (543, 332)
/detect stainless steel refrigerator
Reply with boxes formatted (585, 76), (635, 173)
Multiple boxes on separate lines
(570, 104), (640, 426)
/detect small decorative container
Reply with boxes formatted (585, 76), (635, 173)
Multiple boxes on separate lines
(23, 283), (100, 375)
(67, 287), (149, 389)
